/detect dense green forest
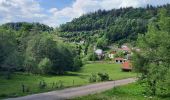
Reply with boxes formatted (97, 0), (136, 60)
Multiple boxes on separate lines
(59, 4), (170, 47)
(0, 22), (83, 77)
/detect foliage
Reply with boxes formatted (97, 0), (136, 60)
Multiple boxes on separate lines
(96, 35), (108, 49)
(133, 8), (170, 96)
(39, 80), (47, 89)
(24, 33), (76, 75)
(89, 73), (98, 83)
(97, 72), (110, 81)
(38, 58), (52, 74)
(72, 56), (83, 71)
(115, 50), (124, 58)
(2, 22), (53, 32)
(89, 72), (110, 82)
(0, 28), (24, 78)
(0, 22), (81, 75)
(87, 52), (98, 61)
(59, 4), (170, 45)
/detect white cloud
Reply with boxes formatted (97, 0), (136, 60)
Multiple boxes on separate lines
(0, 0), (170, 27)
(49, 8), (58, 13)
(0, 0), (46, 24)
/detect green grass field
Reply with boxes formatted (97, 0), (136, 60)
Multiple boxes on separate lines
(0, 63), (136, 98)
(73, 83), (170, 100)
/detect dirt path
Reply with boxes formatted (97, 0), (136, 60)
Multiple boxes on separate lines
(7, 78), (136, 100)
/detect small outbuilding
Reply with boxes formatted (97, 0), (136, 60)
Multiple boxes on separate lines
(122, 61), (132, 71)
(94, 49), (104, 60)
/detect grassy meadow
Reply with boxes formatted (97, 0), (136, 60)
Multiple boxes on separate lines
(0, 63), (136, 99)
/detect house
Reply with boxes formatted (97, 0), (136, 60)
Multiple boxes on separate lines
(119, 45), (132, 60)
(122, 61), (132, 71)
(108, 51), (116, 59)
(94, 49), (104, 60)
(115, 58), (127, 63)
(121, 46), (131, 54)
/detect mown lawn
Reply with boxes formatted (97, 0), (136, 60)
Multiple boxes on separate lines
(0, 63), (136, 99)
(73, 83), (170, 100)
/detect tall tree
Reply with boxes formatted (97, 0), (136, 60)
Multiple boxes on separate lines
(133, 9), (170, 96)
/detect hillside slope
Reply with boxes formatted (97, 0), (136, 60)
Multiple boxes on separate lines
(59, 4), (170, 46)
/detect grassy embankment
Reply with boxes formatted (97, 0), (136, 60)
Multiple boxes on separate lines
(0, 63), (136, 98)
(73, 83), (170, 100)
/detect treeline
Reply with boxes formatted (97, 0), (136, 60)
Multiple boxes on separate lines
(59, 4), (170, 46)
(2, 22), (53, 32)
(0, 22), (83, 78)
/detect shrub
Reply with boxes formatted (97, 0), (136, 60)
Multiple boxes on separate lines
(73, 56), (83, 71)
(89, 73), (110, 83)
(39, 80), (47, 89)
(89, 73), (98, 83)
(87, 53), (98, 61)
(38, 58), (52, 74)
(98, 72), (109, 81)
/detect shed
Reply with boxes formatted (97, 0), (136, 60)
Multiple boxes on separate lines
(122, 61), (132, 71)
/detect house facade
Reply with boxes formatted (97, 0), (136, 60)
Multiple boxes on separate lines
(115, 58), (127, 63)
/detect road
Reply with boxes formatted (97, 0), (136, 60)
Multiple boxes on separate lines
(6, 78), (136, 100)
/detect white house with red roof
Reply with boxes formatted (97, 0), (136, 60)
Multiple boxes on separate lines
(120, 45), (131, 53)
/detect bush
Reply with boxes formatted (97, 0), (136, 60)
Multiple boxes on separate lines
(157, 69), (170, 97)
(89, 73), (110, 83)
(98, 73), (109, 81)
(38, 58), (52, 74)
(87, 53), (98, 61)
(89, 73), (98, 83)
(39, 80), (47, 89)
(73, 56), (83, 71)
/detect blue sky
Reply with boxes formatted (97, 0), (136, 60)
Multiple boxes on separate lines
(37, 0), (75, 10)
(0, 0), (170, 27)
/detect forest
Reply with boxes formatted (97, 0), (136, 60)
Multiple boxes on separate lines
(0, 22), (83, 77)
(59, 4), (170, 47)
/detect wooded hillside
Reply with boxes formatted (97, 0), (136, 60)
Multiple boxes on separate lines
(59, 4), (170, 45)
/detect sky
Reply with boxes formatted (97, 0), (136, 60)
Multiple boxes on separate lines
(0, 0), (170, 27)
